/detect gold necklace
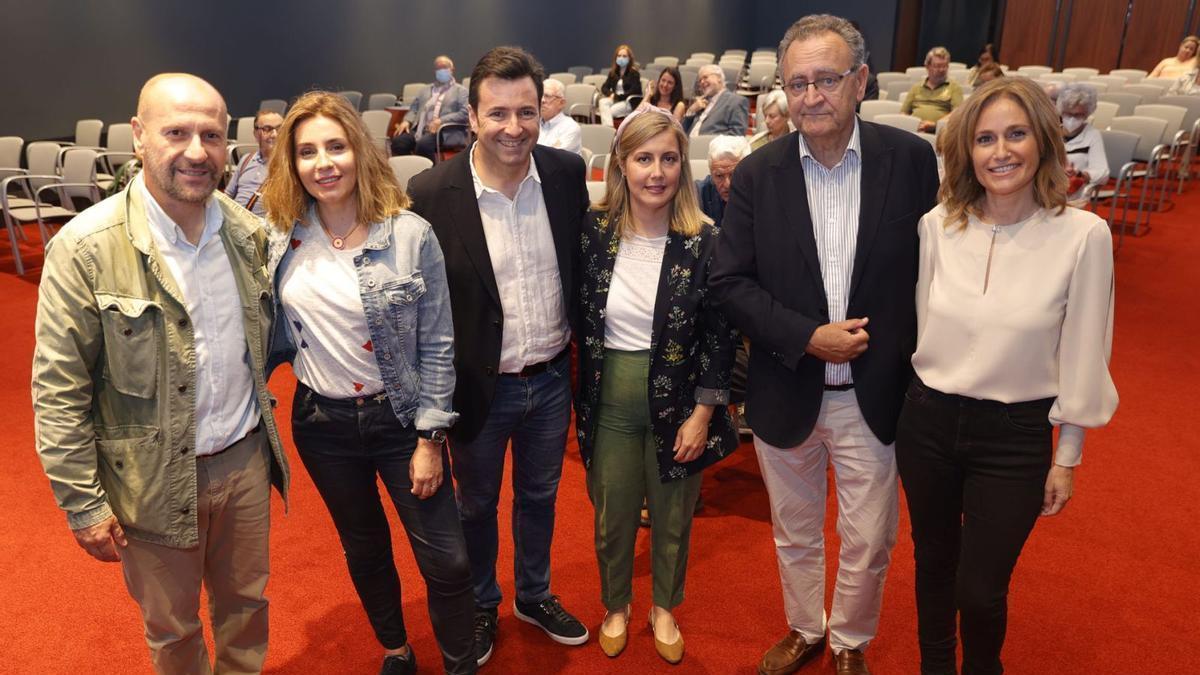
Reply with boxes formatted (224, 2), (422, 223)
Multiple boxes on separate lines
(319, 219), (363, 250)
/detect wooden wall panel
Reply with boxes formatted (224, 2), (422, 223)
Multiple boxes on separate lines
(1060, 0), (1130, 71)
(1121, 0), (1192, 70)
(999, 0), (1060, 67)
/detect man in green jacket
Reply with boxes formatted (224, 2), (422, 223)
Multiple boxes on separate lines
(31, 73), (289, 674)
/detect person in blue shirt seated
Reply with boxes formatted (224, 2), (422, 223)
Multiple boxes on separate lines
(695, 134), (749, 229)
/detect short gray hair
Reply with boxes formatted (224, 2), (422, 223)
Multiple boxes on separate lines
(925, 46), (950, 65)
(1056, 82), (1098, 115)
(761, 89), (788, 117)
(699, 63), (725, 85)
(708, 134), (750, 163)
(777, 14), (866, 70)
(542, 78), (564, 97)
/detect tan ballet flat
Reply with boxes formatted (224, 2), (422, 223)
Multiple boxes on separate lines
(649, 609), (684, 665)
(599, 605), (630, 657)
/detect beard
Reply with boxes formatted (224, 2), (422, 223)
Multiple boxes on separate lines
(142, 149), (220, 204)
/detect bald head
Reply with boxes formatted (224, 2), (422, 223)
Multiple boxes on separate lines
(136, 73), (228, 123)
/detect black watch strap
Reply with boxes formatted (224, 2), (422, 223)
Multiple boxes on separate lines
(418, 429), (447, 443)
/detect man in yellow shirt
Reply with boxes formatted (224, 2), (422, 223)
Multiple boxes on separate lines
(901, 46), (963, 133)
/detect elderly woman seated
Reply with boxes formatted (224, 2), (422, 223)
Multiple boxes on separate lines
(1057, 83), (1109, 205)
(751, 89), (791, 151)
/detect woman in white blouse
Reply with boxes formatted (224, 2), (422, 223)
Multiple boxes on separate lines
(896, 76), (1117, 675)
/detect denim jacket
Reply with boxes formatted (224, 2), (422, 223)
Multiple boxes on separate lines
(267, 208), (458, 431)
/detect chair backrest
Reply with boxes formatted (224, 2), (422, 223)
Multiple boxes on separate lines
(26, 141), (60, 191)
(1098, 92), (1142, 117)
(1017, 65), (1053, 77)
(582, 74), (607, 89)
(1099, 128), (1140, 177)
(680, 68), (699, 96)
(1063, 67), (1100, 79)
(690, 158), (710, 180)
(235, 116), (256, 145)
(1139, 78), (1176, 92)
(548, 72), (577, 85)
(568, 66), (593, 80)
(1108, 115), (1168, 160)
(580, 124), (616, 155)
(642, 63), (665, 86)
(874, 114), (922, 133)
(905, 66), (928, 78)
(1155, 95), (1200, 134)
(653, 56), (679, 67)
(689, 134), (716, 160)
(1085, 81), (1108, 93)
(0, 136), (21, 168)
(585, 180), (607, 204)
(1039, 73), (1075, 83)
(1133, 104), (1186, 139)
(366, 92), (398, 110)
(338, 90), (363, 111)
(107, 123), (133, 153)
(60, 147), (99, 200)
(1121, 84), (1162, 102)
(684, 57), (710, 68)
(388, 155), (433, 190)
(401, 83), (428, 104)
(876, 72), (912, 87)
(75, 119), (103, 147)
(886, 80), (915, 103)
(720, 65), (741, 90)
(724, 49), (748, 58)
(859, 99), (902, 122)
(259, 99), (287, 115)
(361, 110), (392, 148)
(1091, 100), (1120, 129)
(949, 61), (967, 70)
(746, 61), (776, 91)
(690, 52), (715, 62)
(1109, 68), (1148, 83)
(1089, 75), (1128, 89)
(564, 84), (597, 119)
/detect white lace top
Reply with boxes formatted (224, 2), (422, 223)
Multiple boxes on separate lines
(604, 233), (668, 351)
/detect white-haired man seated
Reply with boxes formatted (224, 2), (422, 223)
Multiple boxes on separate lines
(537, 78), (583, 156)
(683, 64), (750, 137)
(696, 134), (750, 228)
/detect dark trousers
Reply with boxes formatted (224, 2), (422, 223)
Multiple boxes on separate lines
(895, 378), (1054, 675)
(390, 131), (439, 161)
(292, 383), (477, 674)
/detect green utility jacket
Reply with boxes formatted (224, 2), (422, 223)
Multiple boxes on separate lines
(31, 184), (289, 549)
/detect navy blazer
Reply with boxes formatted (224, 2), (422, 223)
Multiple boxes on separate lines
(709, 122), (940, 447)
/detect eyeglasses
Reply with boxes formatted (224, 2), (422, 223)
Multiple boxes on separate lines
(255, 125), (281, 134)
(783, 68), (855, 95)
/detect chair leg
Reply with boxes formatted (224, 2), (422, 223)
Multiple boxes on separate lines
(3, 214), (24, 275)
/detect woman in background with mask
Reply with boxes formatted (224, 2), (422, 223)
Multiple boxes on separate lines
(1057, 83), (1108, 206)
(599, 44), (643, 126)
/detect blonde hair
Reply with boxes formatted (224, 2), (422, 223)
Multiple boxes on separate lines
(596, 110), (709, 238)
(925, 46), (951, 64)
(938, 76), (1067, 231)
(260, 90), (409, 229)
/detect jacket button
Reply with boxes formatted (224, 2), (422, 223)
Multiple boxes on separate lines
(383, 353), (391, 361)
(114, 461), (124, 469)
(177, 318), (189, 328)
(177, 384), (187, 393)
(180, 507), (189, 515)
(180, 446), (189, 454)
(368, 280), (376, 287)
(485, 366), (494, 376)
(122, 328), (133, 336)
(492, 319), (501, 327)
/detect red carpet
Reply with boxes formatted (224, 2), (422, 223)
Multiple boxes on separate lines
(2, 185), (1197, 674)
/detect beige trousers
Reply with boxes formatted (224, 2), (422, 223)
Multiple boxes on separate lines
(120, 428), (272, 674)
(753, 389), (899, 653)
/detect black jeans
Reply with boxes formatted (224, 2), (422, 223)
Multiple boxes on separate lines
(292, 383), (476, 674)
(895, 378), (1054, 675)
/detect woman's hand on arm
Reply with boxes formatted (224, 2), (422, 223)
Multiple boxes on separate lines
(673, 405), (714, 463)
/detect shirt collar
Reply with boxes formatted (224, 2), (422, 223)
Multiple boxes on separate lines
(136, 172), (222, 249)
(468, 143), (542, 199)
(923, 79), (949, 91)
(541, 113), (567, 129)
(797, 118), (861, 168)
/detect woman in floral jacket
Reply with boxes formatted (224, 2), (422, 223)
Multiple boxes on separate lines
(574, 107), (738, 664)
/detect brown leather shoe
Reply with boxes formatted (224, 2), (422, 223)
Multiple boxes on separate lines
(758, 631), (825, 675)
(833, 648), (870, 675)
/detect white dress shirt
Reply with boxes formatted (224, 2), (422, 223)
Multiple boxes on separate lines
(538, 113), (583, 156)
(798, 121), (863, 386)
(469, 145), (570, 372)
(139, 175), (259, 456)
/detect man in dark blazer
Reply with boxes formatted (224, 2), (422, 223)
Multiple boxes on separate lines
(710, 15), (939, 675)
(407, 46), (591, 667)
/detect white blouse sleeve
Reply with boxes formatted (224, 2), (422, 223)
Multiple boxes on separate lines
(1048, 218), (1119, 466)
(913, 209), (938, 346)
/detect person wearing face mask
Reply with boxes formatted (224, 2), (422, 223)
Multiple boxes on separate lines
(599, 44), (643, 126)
(391, 55), (470, 160)
(901, 46), (963, 133)
(1057, 83), (1108, 206)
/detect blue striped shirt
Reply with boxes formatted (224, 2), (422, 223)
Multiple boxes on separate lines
(797, 121), (861, 386)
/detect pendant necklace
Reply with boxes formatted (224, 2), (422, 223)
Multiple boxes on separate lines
(320, 219), (363, 250)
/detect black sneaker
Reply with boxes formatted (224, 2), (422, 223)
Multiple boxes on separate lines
(379, 649), (416, 675)
(513, 595), (589, 645)
(473, 607), (498, 667)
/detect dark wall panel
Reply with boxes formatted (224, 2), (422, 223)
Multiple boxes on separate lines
(998, 0), (1060, 67)
(1120, 0), (1193, 70)
(750, 0), (901, 72)
(1060, 0), (1129, 71)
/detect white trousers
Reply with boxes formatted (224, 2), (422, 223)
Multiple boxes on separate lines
(753, 388), (899, 653)
(598, 97), (632, 127)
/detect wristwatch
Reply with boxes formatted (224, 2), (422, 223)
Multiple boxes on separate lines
(418, 429), (448, 444)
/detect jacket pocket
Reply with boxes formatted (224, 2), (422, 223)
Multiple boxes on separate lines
(383, 274), (426, 337)
(95, 425), (169, 533)
(96, 293), (160, 399)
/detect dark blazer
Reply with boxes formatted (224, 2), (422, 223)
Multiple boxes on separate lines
(407, 144), (589, 442)
(709, 122), (939, 448)
(602, 67), (642, 103)
(682, 91), (750, 137)
(575, 210), (738, 481)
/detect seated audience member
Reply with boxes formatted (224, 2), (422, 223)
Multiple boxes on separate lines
(974, 63), (1005, 85)
(1058, 83), (1109, 205)
(1150, 36), (1200, 79)
(696, 135), (749, 229)
(683, 64), (750, 137)
(750, 89), (790, 151)
(967, 43), (997, 86)
(391, 55), (470, 160)
(648, 66), (687, 122)
(225, 109), (282, 217)
(103, 157), (141, 198)
(1167, 67), (1200, 95)
(539, 78), (583, 155)
(901, 46), (964, 133)
(599, 44), (643, 126)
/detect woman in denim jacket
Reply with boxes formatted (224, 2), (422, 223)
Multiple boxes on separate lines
(260, 91), (474, 675)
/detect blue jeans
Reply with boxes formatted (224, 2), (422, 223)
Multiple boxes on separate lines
(449, 355), (572, 609)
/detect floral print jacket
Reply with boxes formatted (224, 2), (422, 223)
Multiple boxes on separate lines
(574, 209), (739, 482)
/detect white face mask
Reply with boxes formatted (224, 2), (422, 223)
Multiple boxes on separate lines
(1061, 115), (1085, 134)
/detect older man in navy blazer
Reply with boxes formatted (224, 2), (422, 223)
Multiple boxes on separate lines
(682, 64), (750, 136)
(710, 15), (939, 675)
